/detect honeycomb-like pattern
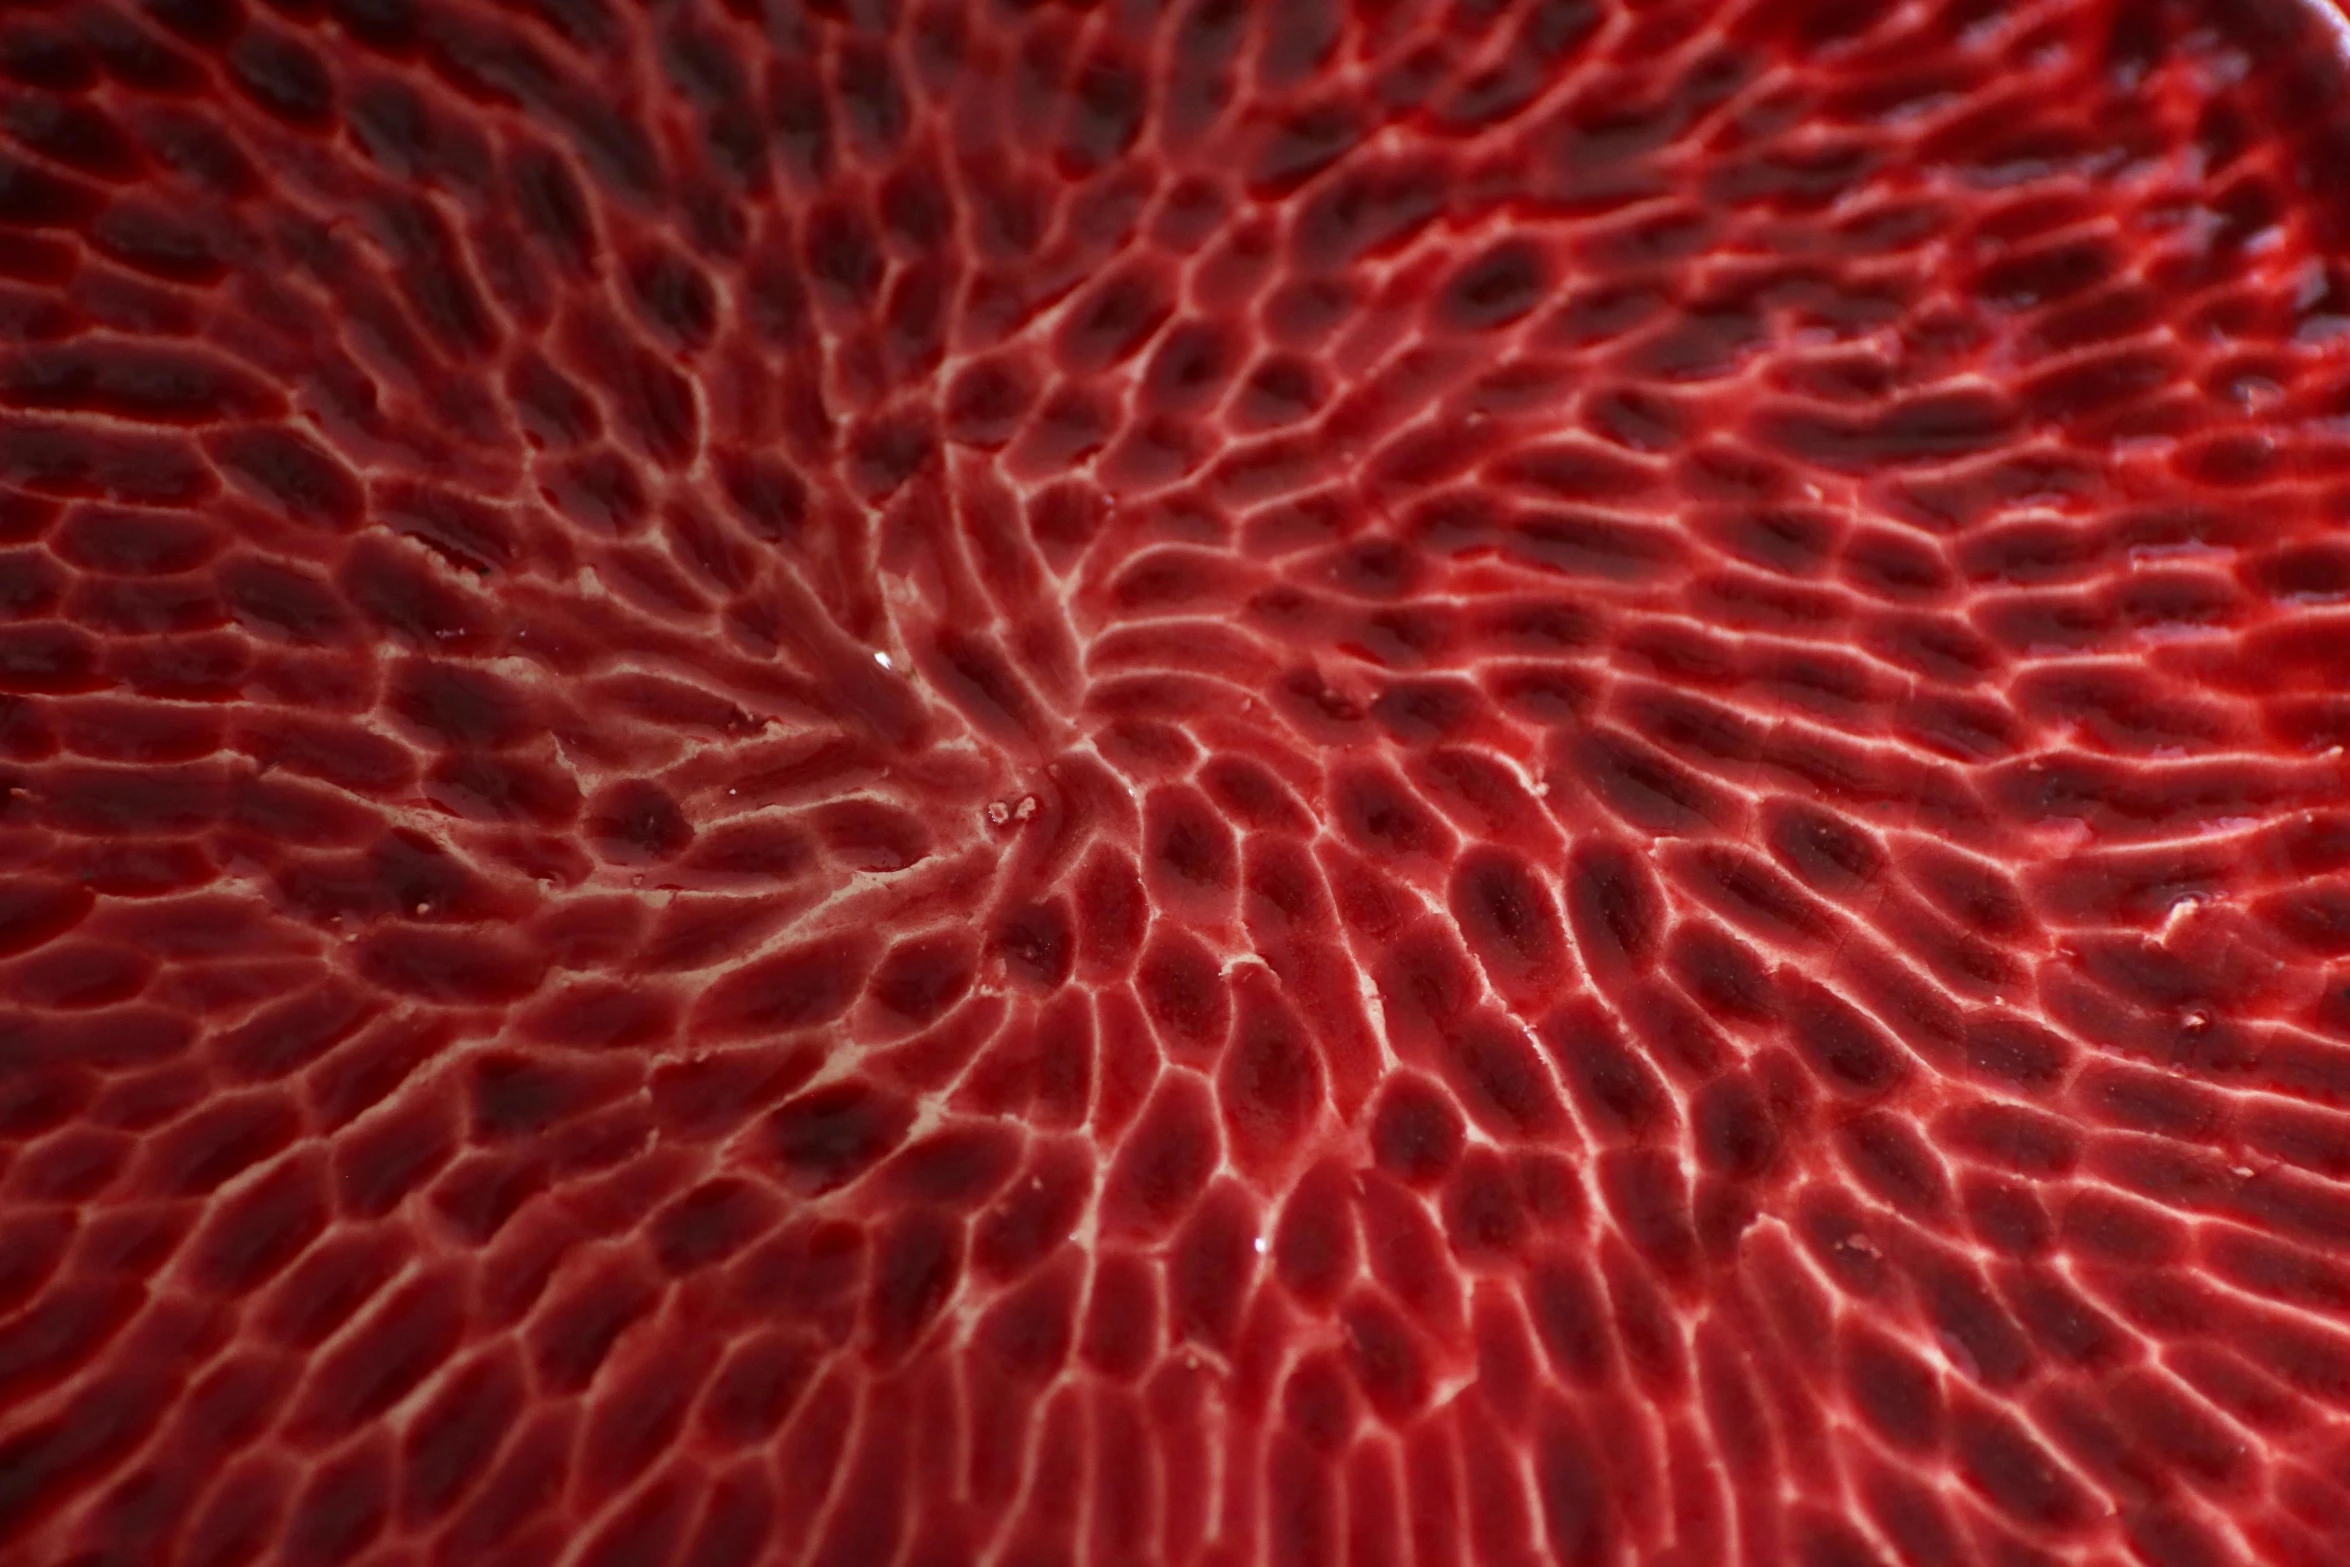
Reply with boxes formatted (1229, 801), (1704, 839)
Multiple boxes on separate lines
(3, 1), (2350, 1566)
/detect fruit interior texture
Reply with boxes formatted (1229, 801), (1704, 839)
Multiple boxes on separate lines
(4, 0), (2350, 1565)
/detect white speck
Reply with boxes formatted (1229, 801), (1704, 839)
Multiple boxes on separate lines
(1253, 1234), (1268, 1255)
(2232, 1166), (2254, 1179)
(1014, 795), (1038, 822)
(2159, 897), (2203, 943)
(985, 801), (1011, 826)
(873, 651), (894, 669)
(412, 902), (430, 917)
(1934, 1331), (1982, 1383)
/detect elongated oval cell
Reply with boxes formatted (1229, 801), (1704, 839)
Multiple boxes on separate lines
(2, 2), (2349, 1564)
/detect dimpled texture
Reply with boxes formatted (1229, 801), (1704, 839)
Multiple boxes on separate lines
(3, 1), (2350, 1566)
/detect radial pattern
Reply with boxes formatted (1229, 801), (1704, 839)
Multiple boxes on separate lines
(4, 1), (2350, 1565)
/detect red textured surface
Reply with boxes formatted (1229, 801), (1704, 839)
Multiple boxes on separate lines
(4, 1), (2350, 1564)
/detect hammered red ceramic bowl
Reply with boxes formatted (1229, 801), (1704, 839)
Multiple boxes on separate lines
(3, 2), (2350, 1565)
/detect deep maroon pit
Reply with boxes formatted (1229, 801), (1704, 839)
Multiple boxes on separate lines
(3, 0), (2350, 1564)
